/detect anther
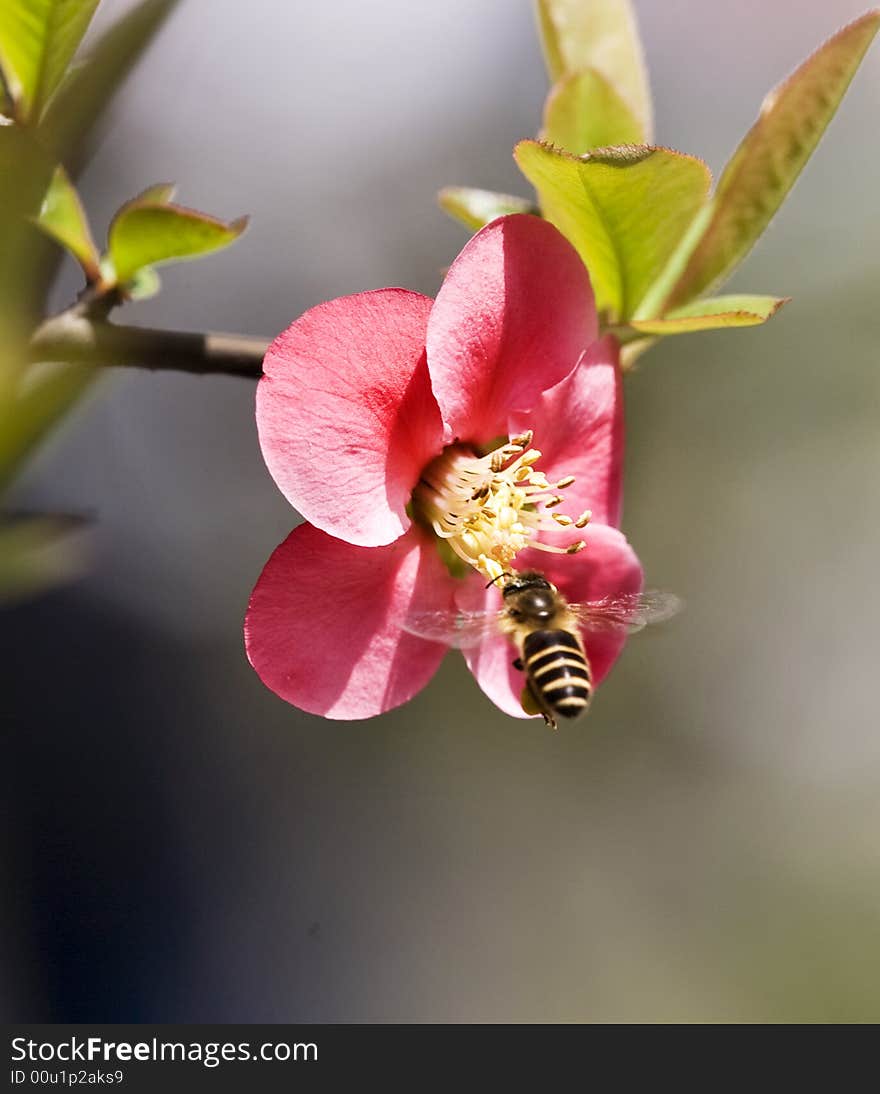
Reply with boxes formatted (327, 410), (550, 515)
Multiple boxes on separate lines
(566, 541), (587, 554)
(480, 555), (505, 583)
(574, 509), (592, 529)
(412, 434), (589, 581)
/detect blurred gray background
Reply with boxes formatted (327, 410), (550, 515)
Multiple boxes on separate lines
(5, 0), (879, 1021)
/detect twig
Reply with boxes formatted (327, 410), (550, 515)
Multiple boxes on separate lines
(29, 307), (269, 379)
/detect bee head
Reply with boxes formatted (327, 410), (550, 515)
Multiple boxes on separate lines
(501, 571), (557, 623)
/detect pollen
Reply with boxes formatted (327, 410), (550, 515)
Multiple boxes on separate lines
(413, 434), (590, 580)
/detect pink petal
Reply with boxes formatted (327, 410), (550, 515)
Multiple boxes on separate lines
(509, 334), (624, 529)
(460, 523), (643, 720)
(257, 289), (444, 547)
(455, 572), (532, 719)
(245, 523), (453, 719)
(426, 214), (597, 444)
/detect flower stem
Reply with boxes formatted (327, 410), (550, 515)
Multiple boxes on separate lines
(29, 307), (268, 379)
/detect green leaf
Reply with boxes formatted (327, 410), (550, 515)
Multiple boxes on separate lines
(106, 200), (249, 286)
(0, 360), (95, 493)
(515, 140), (711, 321)
(0, 76), (12, 117)
(113, 186), (177, 297)
(542, 67), (643, 152)
(628, 294), (790, 335)
(31, 0), (180, 311)
(535, 0), (653, 141)
(33, 163), (100, 279)
(131, 181), (177, 204)
(437, 187), (537, 232)
(655, 10), (880, 313)
(0, 0), (100, 123)
(40, 0), (180, 165)
(126, 266), (162, 300)
(0, 119), (56, 327)
(0, 513), (89, 605)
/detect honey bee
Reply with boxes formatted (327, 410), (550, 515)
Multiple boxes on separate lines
(403, 571), (681, 728)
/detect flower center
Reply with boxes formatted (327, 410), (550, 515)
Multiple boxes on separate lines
(413, 432), (590, 582)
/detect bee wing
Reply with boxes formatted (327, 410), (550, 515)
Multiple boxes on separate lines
(569, 589), (683, 635)
(399, 608), (506, 649)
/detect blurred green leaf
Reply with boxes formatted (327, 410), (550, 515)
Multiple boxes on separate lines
(437, 187), (536, 232)
(542, 67), (643, 152)
(0, 0), (100, 123)
(33, 163), (100, 279)
(106, 200), (249, 286)
(126, 265), (161, 300)
(0, 125), (55, 401)
(0, 360), (94, 492)
(0, 512), (89, 605)
(655, 10), (880, 313)
(628, 294), (790, 335)
(0, 1), (179, 509)
(535, 0), (652, 141)
(40, 0), (180, 165)
(515, 140), (710, 321)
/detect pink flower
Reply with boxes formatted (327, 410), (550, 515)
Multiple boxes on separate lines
(245, 214), (642, 720)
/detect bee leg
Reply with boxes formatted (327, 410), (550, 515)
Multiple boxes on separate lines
(520, 682), (556, 729)
(512, 657), (523, 671)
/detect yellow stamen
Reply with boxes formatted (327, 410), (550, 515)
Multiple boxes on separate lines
(413, 434), (587, 580)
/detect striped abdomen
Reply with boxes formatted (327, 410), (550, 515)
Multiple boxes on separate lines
(522, 629), (592, 721)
